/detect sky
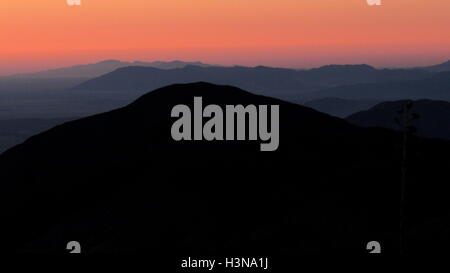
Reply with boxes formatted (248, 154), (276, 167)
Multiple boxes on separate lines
(0, 0), (449, 75)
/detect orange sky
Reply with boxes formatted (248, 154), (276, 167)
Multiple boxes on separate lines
(1, 0), (449, 75)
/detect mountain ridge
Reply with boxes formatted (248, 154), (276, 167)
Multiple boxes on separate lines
(71, 65), (435, 101)
(4, 60), (213, 79)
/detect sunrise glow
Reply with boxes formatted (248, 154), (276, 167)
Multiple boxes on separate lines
(1, 0), (449, 75)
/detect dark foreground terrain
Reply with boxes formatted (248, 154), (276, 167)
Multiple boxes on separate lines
(1, 82), (450, 257)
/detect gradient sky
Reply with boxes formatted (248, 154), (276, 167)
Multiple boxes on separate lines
(1, 0), (449, 75)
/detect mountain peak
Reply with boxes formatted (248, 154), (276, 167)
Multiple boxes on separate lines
(7, 60), (213, 79)
(129, 82), (259, 109)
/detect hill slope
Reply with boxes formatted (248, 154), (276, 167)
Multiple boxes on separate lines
(0, 117), (76, 153)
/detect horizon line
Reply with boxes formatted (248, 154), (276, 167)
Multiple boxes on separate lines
(1, 58), (449, 78)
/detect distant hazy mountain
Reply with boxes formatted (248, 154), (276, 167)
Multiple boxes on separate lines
(72, 64), (434, 100)
(73, 65), (309, 99)
(303, 72), (450, 101)
(421, 60), (450, 72)
(303, 97), (381, 118)
(7, 60), (212, 79)
(304, 64), (433, 86)
(2, 82), (450, 254)
(0, 77), (89, 93)
(347, 99), (450, 139)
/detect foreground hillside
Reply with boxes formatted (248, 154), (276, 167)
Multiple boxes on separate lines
(1, 82), (450, 255)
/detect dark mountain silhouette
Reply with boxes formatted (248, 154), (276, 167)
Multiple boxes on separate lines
(347, 99), (450, 140)
(1, 82), (450, 256)
(303, 97), (381, 118)
(421, 60), (450, 72)
(72, 65), (434, 100)
(303, 71), (450, 101)
(5, 60), (212, 79)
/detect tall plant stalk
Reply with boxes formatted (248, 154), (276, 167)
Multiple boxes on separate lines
(396, 100), (419, 255)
